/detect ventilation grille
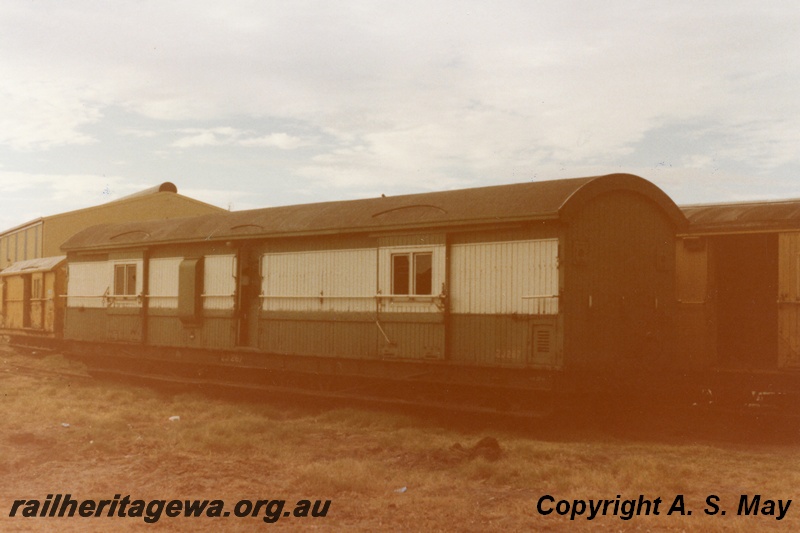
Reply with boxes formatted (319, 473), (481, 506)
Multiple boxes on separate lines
(535, 329), (551, 354)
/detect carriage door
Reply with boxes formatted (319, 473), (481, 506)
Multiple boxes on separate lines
(716, 234), (778, 369)
(236, 247), (262, 348)
(29, 273), (45, 330)
(778, 233), (800, 368)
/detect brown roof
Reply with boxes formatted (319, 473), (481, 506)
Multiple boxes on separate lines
(682, 198), (800, 234)
(0, 255), (66, 276)
(62, 173), (685, 252)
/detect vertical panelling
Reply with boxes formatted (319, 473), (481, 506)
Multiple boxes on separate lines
(380, 320), (444, 360)
(67, 262), (111, 308)
(65, 308), (108, 341)
(148, 257), (182, 309)
(676, 239), (708, 303)
(778, 233), (800, 301)
(448, 315), (559, 366)
(450, 239), (558, 315)
(106, 313), (142, 342)
(675, 237), (715, 369)
(778, 233), (800, 367)
(564, 190), (676, 368)
(204, 254), (236, 310)
(259, 319), (377, 358)
(43, 270), (57, 333)
(261, 248), (377, 312)
(3, 277), (24, 329)
(29, 272), (44, 329)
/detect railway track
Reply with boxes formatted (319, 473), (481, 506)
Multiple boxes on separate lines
(4, 341), (798, 443)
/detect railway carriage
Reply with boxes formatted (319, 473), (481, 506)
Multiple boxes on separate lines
(55, 173), (686, 412)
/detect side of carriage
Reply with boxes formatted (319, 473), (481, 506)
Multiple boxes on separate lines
(59, 174), (686, 414)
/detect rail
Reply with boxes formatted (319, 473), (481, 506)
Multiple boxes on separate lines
(258, 294), (444, 300)
(259, 295), (374, 299)
(143, 295), (234, 299)
(2, 297), (58, 302)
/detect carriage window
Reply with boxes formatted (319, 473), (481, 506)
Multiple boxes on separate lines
(114, 264), (137, 296)
(415, 253), (432, 295)
(392, 252), (432, 295)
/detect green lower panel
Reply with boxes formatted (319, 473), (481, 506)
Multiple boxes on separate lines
(258, 318), (379, 358)
(448, 314), (559, 367)
(377, 320), (444, 360)
(107, 313), (141, 343)
(148, 314), (236, 350)
(65, 308), (108, 342)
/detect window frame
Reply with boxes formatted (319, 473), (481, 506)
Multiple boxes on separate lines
(390, 251), (433, 296)
(113, 263), (138, 297)
(32, 277), (42, 300)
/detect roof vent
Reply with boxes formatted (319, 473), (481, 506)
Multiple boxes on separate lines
(372, 204), (447, 218)
(109, 230), (152, 241)
(115, 182), (178, 201)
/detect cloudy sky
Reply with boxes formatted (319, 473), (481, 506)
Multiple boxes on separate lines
(1, 1), (799, 229)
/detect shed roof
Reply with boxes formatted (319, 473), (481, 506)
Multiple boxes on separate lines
(0, 182), (222, 237)
(62, 173), (685, 252)
(0, 256), (66, 277)
(682, 198), (800, 234)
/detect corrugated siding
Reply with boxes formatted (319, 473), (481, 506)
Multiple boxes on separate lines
(67, 261), (110, 308)
(148, 257), (182, 309)
(779, 233), (800, 367)
(204, 254), (236, 310)
(377, 244), (446, 313)
(450, 239), (558, 315)
(262, 249), (377, 312)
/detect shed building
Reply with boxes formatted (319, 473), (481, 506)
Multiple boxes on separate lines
(0, 182), (225, 338)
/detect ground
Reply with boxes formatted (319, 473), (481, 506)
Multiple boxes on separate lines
(1, 342), (799, 532)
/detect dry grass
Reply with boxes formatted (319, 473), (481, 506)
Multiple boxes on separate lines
(1, 342), (799, 531)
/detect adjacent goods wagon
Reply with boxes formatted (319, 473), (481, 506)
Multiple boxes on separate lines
(0, 256), (66, 338)
(676, 198), (800, 408)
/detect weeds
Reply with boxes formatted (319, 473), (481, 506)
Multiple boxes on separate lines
(2, 345), (800, 531)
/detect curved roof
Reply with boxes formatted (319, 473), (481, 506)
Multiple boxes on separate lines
(682, 198), (800, 234)
(117, 181), (178, 200)
(62, 173), (685, 252)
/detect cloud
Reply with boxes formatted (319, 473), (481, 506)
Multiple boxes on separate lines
(0, 80), (101, 151)
(239, 133), (306, 150)
(1, 0), (799, 218)
(171, 129), (230, 148)
(170, 128), (307, 149)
